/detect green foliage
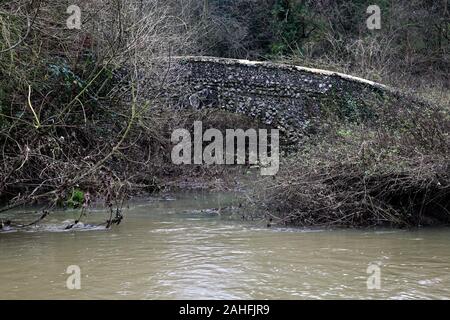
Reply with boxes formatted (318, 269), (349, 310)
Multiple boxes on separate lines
(318, 88), (378, 126)
(48, 62), (86, 90)
(66, 188), (85, 209)
(336, 128), (353, 138)
(340, 94), (368, 122)
(270, 0), (323, 55)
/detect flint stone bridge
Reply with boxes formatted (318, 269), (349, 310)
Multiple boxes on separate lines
(146, 56), (396, 143)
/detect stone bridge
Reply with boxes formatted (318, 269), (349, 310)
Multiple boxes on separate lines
(147, 56), (396, 143)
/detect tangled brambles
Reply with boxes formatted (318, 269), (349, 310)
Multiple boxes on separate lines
(249, 95), (449, 227)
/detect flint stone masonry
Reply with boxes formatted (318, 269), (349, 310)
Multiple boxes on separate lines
(146, 56), (393, 143)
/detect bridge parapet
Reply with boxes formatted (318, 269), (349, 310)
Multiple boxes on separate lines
(146, 56), (394, 143)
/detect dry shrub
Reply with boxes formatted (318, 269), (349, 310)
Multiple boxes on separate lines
(0, 0), (198, 214)
(250, 95), (449, 227)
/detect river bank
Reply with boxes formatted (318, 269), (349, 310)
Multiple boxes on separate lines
(1, 1), (448, 230)
(1, 95), (449, 230)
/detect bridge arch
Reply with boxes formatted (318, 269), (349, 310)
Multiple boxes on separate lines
(148, 56), (398, 143)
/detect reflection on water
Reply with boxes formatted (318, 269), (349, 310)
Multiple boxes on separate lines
(1, 192), (450, 299)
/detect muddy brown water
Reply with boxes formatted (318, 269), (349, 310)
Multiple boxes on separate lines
(1, 192), (449, 299)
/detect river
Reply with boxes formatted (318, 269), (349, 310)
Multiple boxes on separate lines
(1, 191), (449, 299)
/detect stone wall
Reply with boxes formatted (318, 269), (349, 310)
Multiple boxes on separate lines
(145, 56), (394, 143)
